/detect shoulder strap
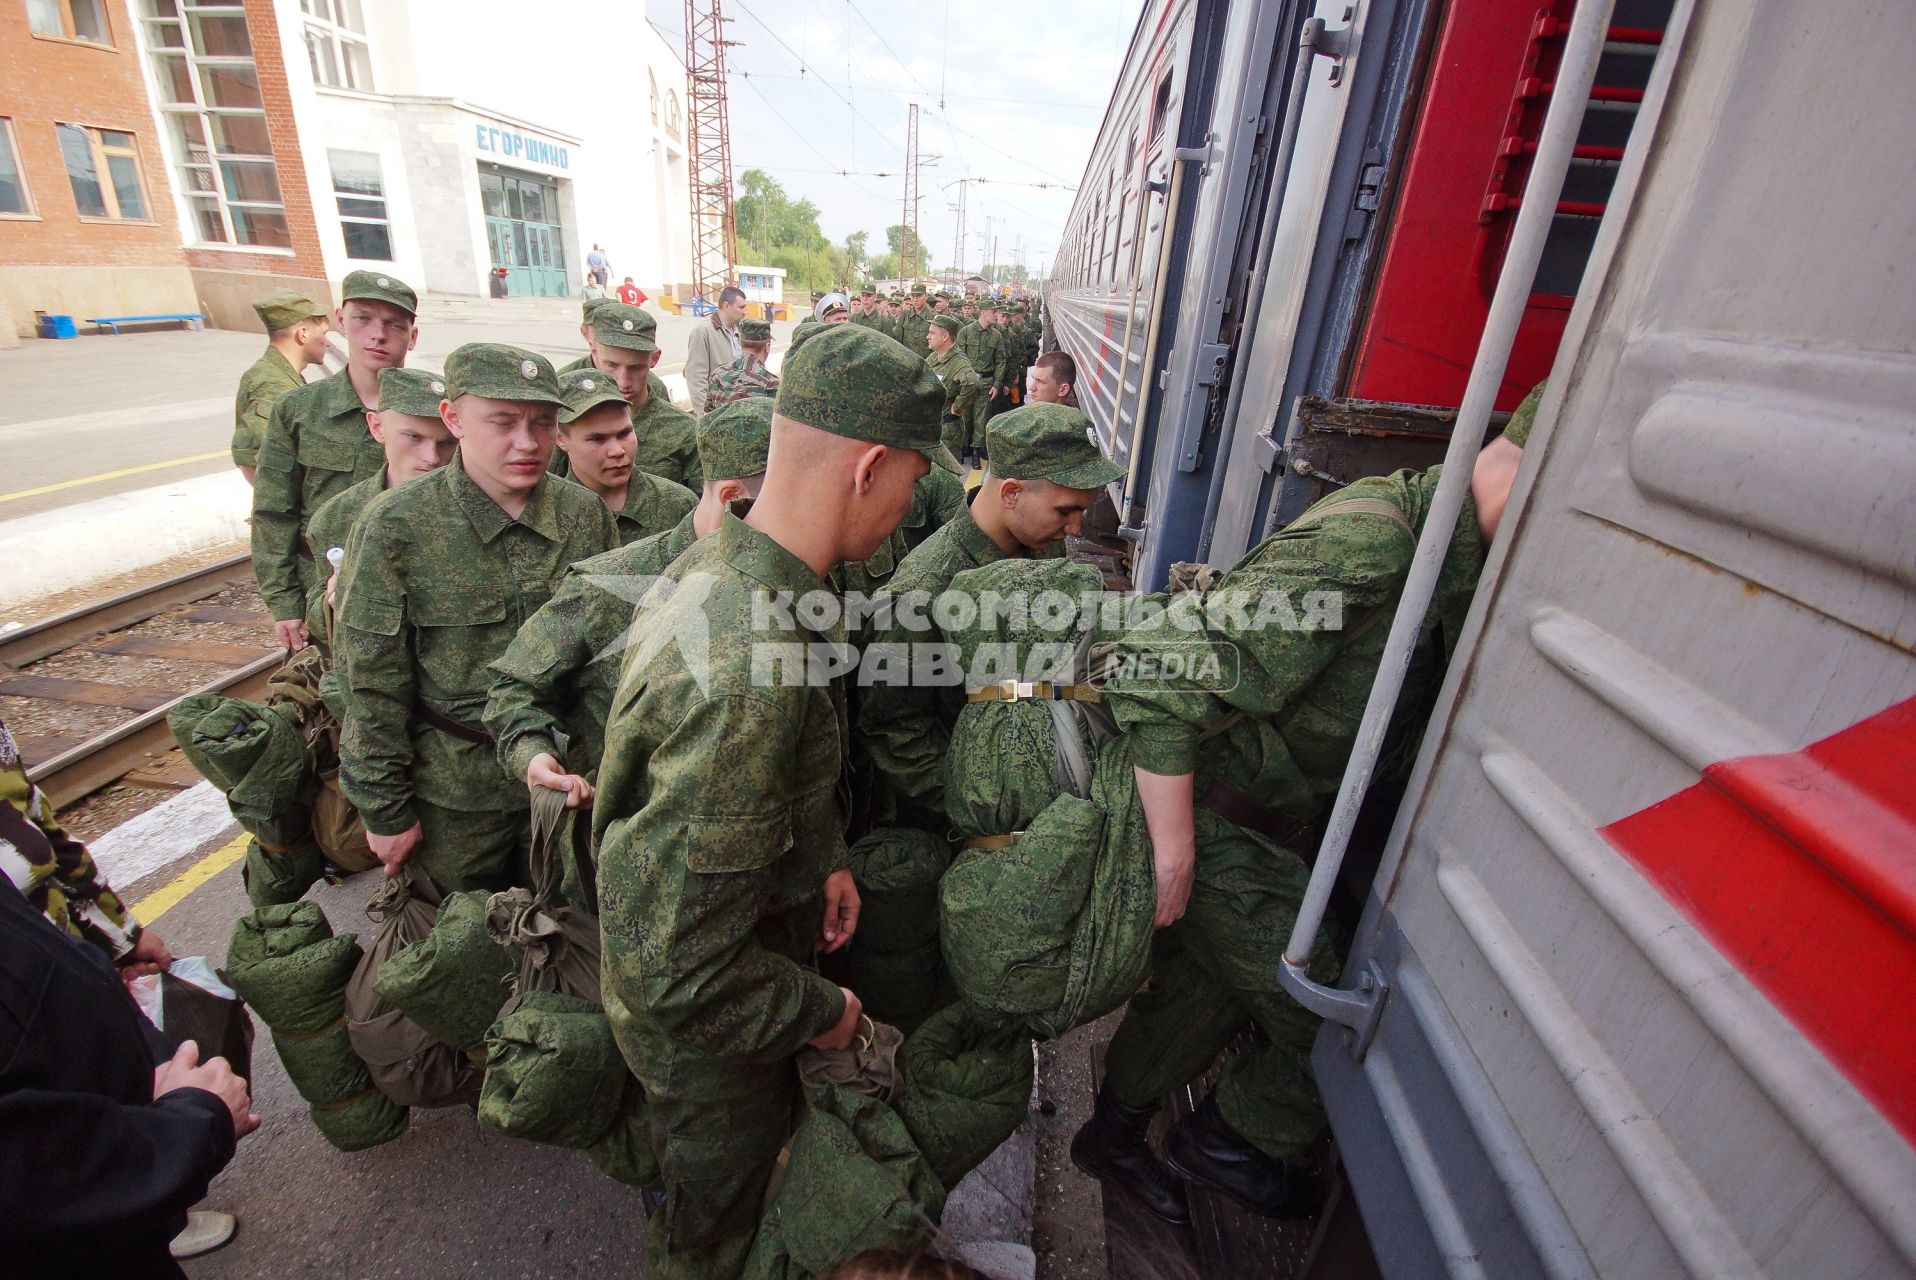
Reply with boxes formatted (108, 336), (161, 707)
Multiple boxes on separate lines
(1288, 495), (1414, 537)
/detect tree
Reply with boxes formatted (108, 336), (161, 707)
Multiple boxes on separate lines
(844, 231), (869, 266)
(734, 167), (839, 294)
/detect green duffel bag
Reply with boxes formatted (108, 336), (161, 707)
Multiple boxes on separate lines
(847, 827), (950, 955)
(896, 1002), (1033, 1192)
(372, 889), (515, 1051)
(344, 869), (483, 1110)
(225, 903), (361, 1036)
(240, 834), (327, 909)
(309, 1084), (407, 1152)
(477, 990), (627, 1149)
(275, 1021), (369, 1104)
(742, 1084), (946, 1280)
(848, 938), (944, 1034)
(170, 692), (314, 827)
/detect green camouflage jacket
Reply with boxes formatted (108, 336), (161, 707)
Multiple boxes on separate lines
(335, 457), (618, 833)
(252, 368), (385, 622)
(630, 386), (704, 492)
(303, 466), (391, 648)
(604, 469), (697, 546)
(483, 508), (701, 785)
(595, 513), (850, 1068)
(927, 348), (986, 459)
(232, 346), (304, 469)
(901, 467), (967, 555)
(1103, 466), (1486, 823)
(956, 321), (1007, 389)
(892, 307), (932, 358)
(704, 353), (780, 413)
(0, 720), (138, 959)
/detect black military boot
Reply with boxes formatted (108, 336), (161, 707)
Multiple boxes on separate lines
(1069, 1083), (1190, 1225)
(1164, 1092), (1320, 1219)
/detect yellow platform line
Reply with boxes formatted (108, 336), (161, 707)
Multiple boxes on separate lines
(0, 450), (230, 505)
(134, 832), (249, 925)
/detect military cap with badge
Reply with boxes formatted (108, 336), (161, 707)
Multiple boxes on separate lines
(591, 303), (658, 353)
(443, 343), (566, 404)
(557, 367), (628, 423)
(253, 289), (327, 332)
(775, 324), (959, 473)
(985, 402), (1123, 489)
(340, 268), (418, 316)
(376, 367), (448, 417)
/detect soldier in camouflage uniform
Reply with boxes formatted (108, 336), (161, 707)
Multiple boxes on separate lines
(703, 317), (779, 412)
(302, 368), (457, 652)
(554, 368), (696, 546)
(252, 270), (419, 653)
(232, 290), (328, 486)
(900, 452), (967, 554)
(572, 303), (703, 491)
(0, 718), (169, 973)
(926, 313), (988, 466)
(335, 344), (618, 891)
(956, 298), (1009, 416)
(594, 326), (950, 1280)
(860, 404), (1119, 833)
(483, 397), (776, 881)
(1071, 404), (1535, 1223)
(892, 282), (932, 358)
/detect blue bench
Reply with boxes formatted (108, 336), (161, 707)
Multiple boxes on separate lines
(85, 313), (205, 335)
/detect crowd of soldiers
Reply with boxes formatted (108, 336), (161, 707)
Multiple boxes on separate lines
(86, 263), (1533, 1279)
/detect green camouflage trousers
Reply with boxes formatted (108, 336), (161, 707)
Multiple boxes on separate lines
(415, 799), (529, 893)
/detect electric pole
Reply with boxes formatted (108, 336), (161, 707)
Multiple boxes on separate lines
(901, 103), (922, 282)
(949, 179), (967, 278)
(684, 0), (738, 299)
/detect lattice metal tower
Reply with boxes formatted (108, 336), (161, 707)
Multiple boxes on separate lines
(901, 103), (922, 281)
(684, 0), (738, 299)
(949, 178), (967, 277)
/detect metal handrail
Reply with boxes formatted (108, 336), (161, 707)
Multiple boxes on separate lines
(1277, 0), (1620, 1033)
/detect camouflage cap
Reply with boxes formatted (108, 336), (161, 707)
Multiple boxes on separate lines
(789, 319), (825, 352)
(592, 303), (658, 353)
(740, 317), (772, 342)
(443, 343), (565, 405)
(987, 403), (1123, 489)
(1503, 379), (1544, 448)
(377, 367), (448, 417)
(978, 296), (1000, 311)
(930, 314), (962, 337)
(340, 268), (417, 316)
(774, 325), (957, 470)
(697, 395), (775, 480)
(557, 367), (629, 424)
(910, 283), (928, 295)
(253, 289), (327, 332)
(581, 295), (614, 323)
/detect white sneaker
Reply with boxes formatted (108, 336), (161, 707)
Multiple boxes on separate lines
(169, 1209), (237, 1260)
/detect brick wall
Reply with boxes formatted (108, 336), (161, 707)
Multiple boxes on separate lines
(0, 2), (186, 269)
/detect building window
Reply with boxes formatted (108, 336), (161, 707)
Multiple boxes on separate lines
(329, 148), (391, 260)
(57, 123), (150, 220)
(664, 91), (680, 140)
(139, 0), (290, 248)
(649, 72), (660, 125)
(301, 0), (372, 91)
(0, 119), (31, 215)
(28, 0), (111, 44)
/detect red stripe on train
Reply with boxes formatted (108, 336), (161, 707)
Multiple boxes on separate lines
(1599, 696), (1916, 1144)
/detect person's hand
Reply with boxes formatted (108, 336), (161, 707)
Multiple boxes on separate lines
(1152, 837), (1196, 929)
(527, 754), (594, 810)
(154, 1041), (259, 1139)
(367, 822), (423, 876)
(815, 867), (860, 954)
(325, 571), (339, 606)
(274, 618), (310, 651)
(117, 930), (173, 983)
(808, 988), (864, 1051)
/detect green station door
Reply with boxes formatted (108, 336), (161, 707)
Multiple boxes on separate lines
(481, 166), (569, 297)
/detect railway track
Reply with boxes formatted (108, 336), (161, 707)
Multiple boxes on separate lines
(1, 553), (282, 807)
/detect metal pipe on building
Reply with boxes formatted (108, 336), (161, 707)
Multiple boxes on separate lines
(1280, 0), (1619, 985)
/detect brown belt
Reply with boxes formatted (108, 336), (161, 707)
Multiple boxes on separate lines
(414, 702), (494, 745)
(1200, 778), (1312, 849)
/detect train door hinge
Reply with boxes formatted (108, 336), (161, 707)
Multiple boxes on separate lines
(1345, 154), (1387, 242)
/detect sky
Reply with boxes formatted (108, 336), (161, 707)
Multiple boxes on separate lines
(647, 0), (1144, 278)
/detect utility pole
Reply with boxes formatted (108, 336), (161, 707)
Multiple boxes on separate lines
(901, 103), (921, 282)
(949, 179), (967, 277)
(684, 0), (738, 300)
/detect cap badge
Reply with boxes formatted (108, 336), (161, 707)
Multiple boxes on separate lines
(375, 276), (392, 288)
(622, 319), (635, 332)
(520, 359), (538, 379)
(580, 378), (595, 390)
(430, 380), (445, 394)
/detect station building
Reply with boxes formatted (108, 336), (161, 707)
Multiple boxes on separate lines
(1, 0), (692, 338)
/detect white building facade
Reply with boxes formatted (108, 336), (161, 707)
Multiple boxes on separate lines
(132, 0), (693, 301)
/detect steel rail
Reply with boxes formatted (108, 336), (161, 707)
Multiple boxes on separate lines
(0, 552), (255, 670)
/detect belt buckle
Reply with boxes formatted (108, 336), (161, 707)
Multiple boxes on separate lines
(1013, 680), (1038, 700)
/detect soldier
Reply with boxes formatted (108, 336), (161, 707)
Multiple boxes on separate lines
(901, 456), (968, 555)
(1028, 350), (1079, 407)
(303, 368), (457, 650)
(335, 343), (618, 891)
(925, 313), (988, 467)
(892, 282), (932, 357)
(594, 325), (948, 1280)
(956, 298), (1009, 420)
(814, 291), (851, 323)
(565, 295), (615, 373)
(860, 403), (1119, 833)
(555, 368), (696, 546)
(1070, 406), (1535, 1224)
(483, 397), (775, 845)
(577, 302), (703, 491)
(232, 290), (328, 486)
(704, 317), (779, 411)
(251, 270), (418, 651)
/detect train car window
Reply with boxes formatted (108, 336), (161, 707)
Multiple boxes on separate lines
(1148, 70), (1173, 142)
